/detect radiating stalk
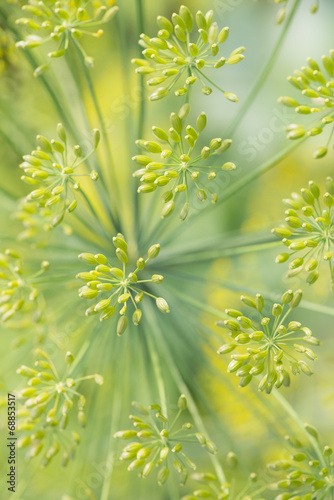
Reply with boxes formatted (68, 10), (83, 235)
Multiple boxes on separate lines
(161, 240), (281, 266)
(226, 0), (302, 137)
(150, 315), (227, 484)
(71, 37), (121, 231)
(99, 336), (125, 500)
(271, 389), (325, 465)
(146, 328), (168, 416)
(133, 0), (146, 246)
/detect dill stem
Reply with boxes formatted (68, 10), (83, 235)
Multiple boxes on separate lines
(147, 302), (227, 484)
(71, 37), (121, 230)
(133, 0), (146, 245)
(271, 389), (325, 466)
(226, 0), (302, 137)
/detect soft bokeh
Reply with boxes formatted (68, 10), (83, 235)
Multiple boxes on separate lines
(0, 0), (333, 499)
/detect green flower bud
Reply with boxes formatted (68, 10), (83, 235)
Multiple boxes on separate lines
(290, 290), (302, 308)
(178, 394), (187, 411)
(117, 316), (128, 336)
(161, 201), (175, 218)
(113, 236), (128, 251)
(150, 87), (169, 101)
(152, 127), (168, 141)
(156, 297), (170, 313)
(116, 248), (128, 264)
(240, 295), (256, 308)
(209, 138), (222, 150)
(78, 253), (97, 265)
(142, 461), (154, 477)
(114, 430), (138, 439)
(157, 466), (169, 485)
(157, 16), (173, 33)
(170, 112), (183, 133)
(323, 192), (334, 207)
(278, 96), (300, 107)
(224, 91), (238, 102)
(132, 309), (142, 326)
(148, 244), (160, 259)
(196, 189), (207, 202)
(314, 146), (328, 159)
(196, 433), (206, 446)
(218, 26), (229, 44)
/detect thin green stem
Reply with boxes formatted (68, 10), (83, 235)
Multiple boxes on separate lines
(100, 338), (125, 500)
(71, 37), (120, 230)
(226, 0), (302, 137)
(146, 331), (167, 416)
(133, 0), (146, 246)
(149, 309), (227, 484)
(271, 389), (325, 466)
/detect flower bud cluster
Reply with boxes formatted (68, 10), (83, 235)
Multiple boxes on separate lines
(114, 395), (217, 485)
(132, 5), (244, 101)
(182, 452), (264, 500)
(0, 249), (48, 325)
(16, 349), (103, 467)
(14, 199), (73, 242)
(19, 124), (100, 229)
(272, 178), (334, 291)
(217, 290), (320, 393)
(279, 50), (334, 158)
(133, 104), (235, 220)
(77, 234), (169, 334)
(15, 0), (118, 74)
(269, 425), (333, 499)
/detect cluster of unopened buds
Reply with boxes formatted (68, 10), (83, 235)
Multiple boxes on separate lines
(77, 234), (170, 335)
(15, 199), (73, 242)
(0, 249), (48, 325)
(16, 349), (103, 467)
(132, 5), (244, 101)
(274, 0), (319, 25)
(279, 50), (334, 158)
(15, 0), (119, 74)
(20, 123), (100, 229)
(217, 290), (320, 393)
(273, 178), (334, 291)
(182, 452), (265, 500)
(269, 424), (334, 499)
(133, 104), (235, 220)
(114, 395), (217, 485)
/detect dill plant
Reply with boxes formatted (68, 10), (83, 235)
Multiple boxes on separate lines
(0, 1), (333, 500)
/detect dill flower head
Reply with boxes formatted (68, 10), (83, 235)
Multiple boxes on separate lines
(278, 50), (334, 159)
(76, 234), (169, 335)
(132, 5), (244, 102)
(182, 452), (265, 500)
(14, 199), (73, 242)
(114, 395), (217, 486)
(133, 104), (235, 220)
(217, 290), (320, 394)
(20, 124), (100, 229)
(15, 0), (118, 74)
(272, 178), (334, 291)
(16, 349), (103, 467)
(274, 0), (319, 25)
(0, 249), (48, 325)
(268, 425), (334, 499)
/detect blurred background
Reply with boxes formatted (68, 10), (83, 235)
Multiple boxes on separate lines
(0, 0), (333, 498)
